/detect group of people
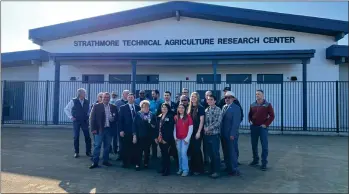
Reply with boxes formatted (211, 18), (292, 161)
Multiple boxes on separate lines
(64, 87), (275, 178)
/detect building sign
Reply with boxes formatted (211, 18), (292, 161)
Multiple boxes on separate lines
(73, 36), (295, 47)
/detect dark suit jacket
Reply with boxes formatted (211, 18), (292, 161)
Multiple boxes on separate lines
(118, 103), (141, 134)
(221, 103), (241, 139)
(89, 103), (118, 135)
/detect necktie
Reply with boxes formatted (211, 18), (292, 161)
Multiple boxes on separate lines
(131, 105), (136, 119)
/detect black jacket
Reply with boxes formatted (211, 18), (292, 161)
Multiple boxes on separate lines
(118, 104), (141, 134)
(132, 111), (155, 139)
(72, 98), (90, 121)
(154, 112), (175, 143)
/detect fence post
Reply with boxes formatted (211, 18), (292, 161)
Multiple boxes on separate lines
(87, 83), (91, 102)
(180, 80), (183, 95)
(336, 81), (339, 133)
(45, 80), (49, 126)
(281, 81), (284, 133)
(1, 80), (6, 125)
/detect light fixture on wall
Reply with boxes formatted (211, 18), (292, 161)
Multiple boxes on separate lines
(290, 76), (298, 81)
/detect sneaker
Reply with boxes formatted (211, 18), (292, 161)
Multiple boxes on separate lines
(260, 165), (267, 171)
(209, 173), (220, 179)
(181, 172), (189, 177)
(177, 170), (183, 175)
(249, 160), (259, 166)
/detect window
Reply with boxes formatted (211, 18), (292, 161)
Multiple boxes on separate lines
(82, 74), (104, 83)
(136, 75), (159, 84)
(257, 74), (283, 84)
(226, 74), (252, 84)
(109, 74), (131, 83)
(196, 74), (221, 84)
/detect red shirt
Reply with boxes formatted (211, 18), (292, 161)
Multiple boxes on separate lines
(175, 115), (193, 139)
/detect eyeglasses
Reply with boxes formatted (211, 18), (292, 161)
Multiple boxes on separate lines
(181, 100), (188, 102)
(139, 93), (145, 95)
(98, 96), (103, 98)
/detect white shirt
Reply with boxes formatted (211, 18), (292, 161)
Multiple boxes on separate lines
(104, 103), (111, 127)
(64, 99), (90, 119)
(128, 103), (136, 118)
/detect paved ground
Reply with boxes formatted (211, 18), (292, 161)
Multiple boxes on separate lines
(1, 128), (348, 193)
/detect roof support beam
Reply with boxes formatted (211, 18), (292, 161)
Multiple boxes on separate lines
(335, 32), (345, 41)
(175, 10), (180, 21)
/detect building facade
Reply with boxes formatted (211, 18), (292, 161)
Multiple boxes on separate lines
(2, 1), (348, 131)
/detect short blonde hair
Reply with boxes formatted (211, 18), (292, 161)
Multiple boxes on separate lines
(140, 100), (150, 108)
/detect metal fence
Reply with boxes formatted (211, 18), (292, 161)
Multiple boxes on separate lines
(1, 80), (348, 133)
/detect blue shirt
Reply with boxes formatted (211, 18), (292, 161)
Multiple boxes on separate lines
(149, 98), (164, 113)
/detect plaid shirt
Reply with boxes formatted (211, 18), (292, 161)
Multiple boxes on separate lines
(104, 103), (111, 128)
(204, 105), (222, 135)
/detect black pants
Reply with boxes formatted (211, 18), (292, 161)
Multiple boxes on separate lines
(151, 141), (158, 158)
(121, 133), (136, 166)
(136, 137), (151, 166)
(169, 140), (179, 169)
(189, 136), (204, 173)
(159, 142), (171, 172)
(204, 135), (221, 174)
(73, 120), (91, 154)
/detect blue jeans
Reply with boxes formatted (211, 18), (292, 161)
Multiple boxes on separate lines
(92, 128), (112, 164)
(204, 135), (221, 174)
(73, 120), (91, 154)
(176, 139), (190, 173)
(250, 125), (269, 165)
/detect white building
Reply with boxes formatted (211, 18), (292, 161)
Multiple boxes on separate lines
(1, 1), (348, 131)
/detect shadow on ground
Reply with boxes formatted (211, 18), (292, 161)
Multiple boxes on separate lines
(1, 128), (348, 193)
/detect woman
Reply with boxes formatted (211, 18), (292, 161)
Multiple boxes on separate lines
(174, 103), (193, 177)
(132, 100), (154, 171)
(154, 103), (175, 176)
(187, 92), (205, 175)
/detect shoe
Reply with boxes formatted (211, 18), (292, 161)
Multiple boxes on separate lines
(102, 162), (112, 167)
(135, 166), (141, 171)
(74, 153), (79, 158)
(260, 165), (267, 171)
(162, 171), (170, 176)
(229, 171), (241, 176)
(209, 173), (220, 179)
(181, 172), (189, 177)
(86, 152), (92, 157)
(193, 172), (201, 176)
(177, 170), (183, 175)
(249, 160), (259, 166)
(158, 169), (165, 174)
(89, 163), (99, 169)
(144, 164), (149, 169)
(116, 156), (122, 161)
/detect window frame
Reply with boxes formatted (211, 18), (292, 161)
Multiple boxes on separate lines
(226, 74), (252, 84)
(82, 74), (104, 84)
(109, 74), (132, 83)
(257, 74), (283, 84)
(196, 74), (222, 84)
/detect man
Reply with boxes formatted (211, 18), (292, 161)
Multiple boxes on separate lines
(150, 89), (164, 115)
(115, 90), (130, 109)
(221, 91), (242, 176)
(135, 90), (147, 106)
(89, 92), (118, 169)
(64, 88), (92, 158)
(218, 87), (230, 109)
(248, 89), (275, 171)
(114, 90), (130, 159)
(179, 95), (189, 109)
(203, 95), (222, 179)
(182, 88), (189, 97)
(110, 91), (118, 106)
(156, 91), (177, 115)
(175, 93), (181, 106)
(119, 93), (141, 168)
(201, 91), (212, 110)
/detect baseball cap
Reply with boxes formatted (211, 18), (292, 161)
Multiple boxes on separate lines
(223, 87), (231, 91)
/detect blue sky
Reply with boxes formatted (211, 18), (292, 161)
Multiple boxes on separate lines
(1, 1), (348, 53)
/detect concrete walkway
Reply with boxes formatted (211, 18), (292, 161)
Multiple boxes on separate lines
(1, 127), (348, 193)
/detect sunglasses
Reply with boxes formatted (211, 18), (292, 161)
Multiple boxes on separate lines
(181, 100), (188, 102)
(225, 96), (233, 99)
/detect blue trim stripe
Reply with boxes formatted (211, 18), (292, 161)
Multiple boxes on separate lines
(29, 1), (348, 44)
(1, 49), (49, 64)
(51, 50), (315, 61)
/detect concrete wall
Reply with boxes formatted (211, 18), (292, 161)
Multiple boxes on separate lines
(2, 65), (39, 81)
